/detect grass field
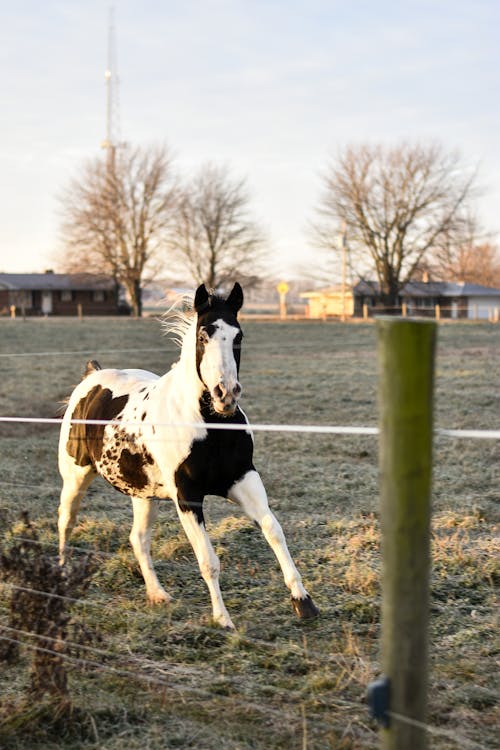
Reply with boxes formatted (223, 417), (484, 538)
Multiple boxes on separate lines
(0, 316), (498, 749)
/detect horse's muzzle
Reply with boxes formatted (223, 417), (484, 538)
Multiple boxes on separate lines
(212, 381), (242, 415)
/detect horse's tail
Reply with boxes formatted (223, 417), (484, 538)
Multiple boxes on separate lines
(56, 360), (103, 417)
(83, 360), (102, 379)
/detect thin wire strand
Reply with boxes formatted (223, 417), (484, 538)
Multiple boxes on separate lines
(0, 347), (168, 359)
(387, 711), (489, 750)
(0, 617), (370, 677)
(0, 581), (104, 609)
(0, 621), (134, 664)
(4, 537), (118, 559)
(0, 340), (347, 359)
(0, 632), (213, 696)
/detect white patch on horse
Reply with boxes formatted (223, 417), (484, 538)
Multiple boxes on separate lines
(57, 283), (318, 628)
(198, 320), (242, 415)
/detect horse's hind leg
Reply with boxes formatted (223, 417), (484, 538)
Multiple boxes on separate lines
(58, 463), (95, 564)
(229, 470), (319, 620)
(129, 497), (171, 605)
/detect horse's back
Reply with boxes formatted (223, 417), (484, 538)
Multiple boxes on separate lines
(60, 367), (158, 462)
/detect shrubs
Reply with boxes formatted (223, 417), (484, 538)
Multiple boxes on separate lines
(0, 513), (97, 740)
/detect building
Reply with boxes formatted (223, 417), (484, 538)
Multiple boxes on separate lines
(301, 280), (500, 320)
(0, 271), (127, 316)
(299, 285), (354, 318)
(354, 280), (500, 319)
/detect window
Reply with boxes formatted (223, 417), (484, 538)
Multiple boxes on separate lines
(60, 290), (73, 302)
(93, 290), (105, 302)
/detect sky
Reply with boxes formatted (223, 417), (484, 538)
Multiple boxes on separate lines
(0, 0), (499, 281)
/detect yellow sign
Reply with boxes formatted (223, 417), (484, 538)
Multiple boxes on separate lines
(277, 281), (289, 295)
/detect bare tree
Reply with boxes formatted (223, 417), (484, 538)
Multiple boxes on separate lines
(58, 144), (178, 316)
(431, 213), (500, 286)
(313, 142), (477, 307)
(167, 163), (265, 291)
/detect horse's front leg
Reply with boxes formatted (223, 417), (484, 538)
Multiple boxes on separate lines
(229, 470), (319, 620)
(174, 495), (235, 630)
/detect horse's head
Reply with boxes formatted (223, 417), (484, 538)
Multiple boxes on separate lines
(194, 283), (244, 416)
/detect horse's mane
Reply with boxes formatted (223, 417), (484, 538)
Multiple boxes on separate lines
(161, 289), (231, 348)
(160, 294), (195, 349)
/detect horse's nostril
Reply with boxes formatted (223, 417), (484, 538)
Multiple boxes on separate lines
(214, 384), (224, 400)
(233, 383), (242, 397)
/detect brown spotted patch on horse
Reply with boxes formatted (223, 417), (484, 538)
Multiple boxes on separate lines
(67, 385), (129, 467)
(118, 448), (154, 491)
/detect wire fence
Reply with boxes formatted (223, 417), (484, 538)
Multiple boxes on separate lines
(1, 330), (497, 748)
(0, 594), (491, 750)
(0, 414), (496, 749)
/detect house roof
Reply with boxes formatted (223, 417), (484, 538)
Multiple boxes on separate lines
(0, 272), (116, 292)
(353, 280), (500, 298)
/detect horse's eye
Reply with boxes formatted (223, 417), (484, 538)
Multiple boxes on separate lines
(198, 330), (208, 344)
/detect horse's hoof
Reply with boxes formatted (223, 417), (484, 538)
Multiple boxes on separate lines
(147, 590), (172, 605)
(292, 595), (320, 621)
(218, 619), (236, 631)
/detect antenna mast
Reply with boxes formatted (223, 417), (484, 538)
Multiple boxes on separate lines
(102, 6), (120, 169)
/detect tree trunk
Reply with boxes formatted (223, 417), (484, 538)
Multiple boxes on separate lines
(379, 271), (401, 314)
(134, 279), (142, 317)
(126, 278), (142, 317)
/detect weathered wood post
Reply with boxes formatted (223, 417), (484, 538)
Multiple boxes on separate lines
(375, 318), (437, 750)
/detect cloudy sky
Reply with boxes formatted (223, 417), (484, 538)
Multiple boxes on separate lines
(0, 0), (498, 279)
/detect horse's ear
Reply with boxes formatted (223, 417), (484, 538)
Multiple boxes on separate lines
(225, 283), (244, 315)
(194, 284), (210, 313)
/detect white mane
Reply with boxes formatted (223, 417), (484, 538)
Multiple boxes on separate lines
(161, 294), (195, 349)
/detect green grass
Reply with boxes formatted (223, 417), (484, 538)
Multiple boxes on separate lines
(0, 317), (498, 749)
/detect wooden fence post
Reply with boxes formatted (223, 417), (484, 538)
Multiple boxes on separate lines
(375, 318), (437, 750)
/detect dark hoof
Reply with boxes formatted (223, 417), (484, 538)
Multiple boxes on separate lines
(292, 595), (320, 621)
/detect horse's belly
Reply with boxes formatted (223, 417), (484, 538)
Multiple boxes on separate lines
(96, 438), (173, 500)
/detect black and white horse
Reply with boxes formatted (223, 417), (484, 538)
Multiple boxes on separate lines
(58, 283), (318, 629)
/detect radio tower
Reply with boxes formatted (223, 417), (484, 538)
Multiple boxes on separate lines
(102, 6), (120, 170)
